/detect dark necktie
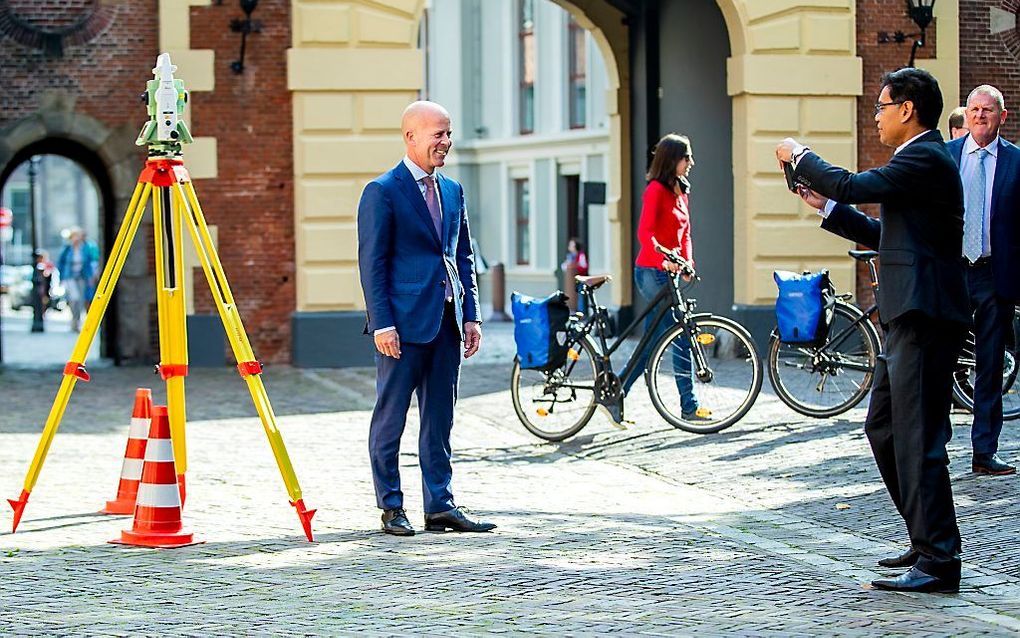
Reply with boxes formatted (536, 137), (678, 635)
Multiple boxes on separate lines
(421, 175), (443, 239)
(421, 175), (452, 300)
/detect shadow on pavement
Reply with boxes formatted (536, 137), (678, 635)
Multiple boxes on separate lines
(1, 508), (1009, 634)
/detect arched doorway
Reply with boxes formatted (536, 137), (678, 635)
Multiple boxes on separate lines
(0, 138), (118, 365)
(631, 0), (734, 317)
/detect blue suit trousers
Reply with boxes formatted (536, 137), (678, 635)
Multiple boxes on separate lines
(369, 302), (460, 513)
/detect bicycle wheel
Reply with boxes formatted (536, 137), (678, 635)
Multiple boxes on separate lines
(767, 302), (881, 418)
(646, 314), (763, 434)
(952, 314), (1020, 421)
(511, 335), (599, 441)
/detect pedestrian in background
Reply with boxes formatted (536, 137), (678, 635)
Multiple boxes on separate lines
(778, 67), (967, 593)
(947, 84), (1020, 476)
(949, 106), (969, 140)
(561, 237), (588, 276)
(57, 227), (98, 332)
(29, 249), (55, 332)
(625, 133), (708, 422)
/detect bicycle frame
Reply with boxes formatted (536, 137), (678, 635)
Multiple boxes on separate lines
(570, 272), (696, 388)
(817, 302), (879, 374)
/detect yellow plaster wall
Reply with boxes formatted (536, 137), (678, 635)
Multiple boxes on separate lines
(919, 0), (960, 128)
(729, 0), (862, 305)
(158, 0), (218, 315)
(289, 0), (421, 312)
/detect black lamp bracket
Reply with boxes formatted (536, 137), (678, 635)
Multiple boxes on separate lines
(230, 0), (261, 74)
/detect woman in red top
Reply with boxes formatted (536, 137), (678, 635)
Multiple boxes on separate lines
(623, 133), (707, 420)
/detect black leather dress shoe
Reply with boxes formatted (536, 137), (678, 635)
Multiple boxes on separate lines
(872, 567), (959, 593)
(381, 508), (415, 536)
(424, 507), (497, 532)
(973, 453), (1016, 475)
(878, 547), (919, 568)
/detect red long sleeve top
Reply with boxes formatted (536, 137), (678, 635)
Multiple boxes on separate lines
(635, 179), (693, 269)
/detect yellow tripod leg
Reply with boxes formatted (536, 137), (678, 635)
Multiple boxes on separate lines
(8, 182), (152, 532)
(175, 180), (316, 541)
(153, 186), (190, 500)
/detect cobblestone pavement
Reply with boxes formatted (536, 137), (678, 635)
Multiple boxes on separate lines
(3, 323), (1020, 635)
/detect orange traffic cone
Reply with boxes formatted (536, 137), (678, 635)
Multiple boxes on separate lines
(110, 405), (201, 548)
(100, 388), (152, 515)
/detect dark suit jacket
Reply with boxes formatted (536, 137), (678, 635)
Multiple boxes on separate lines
(946, 134), (1020, 301)
(357, 161), (480, 344)
(794, 129), (970, 325)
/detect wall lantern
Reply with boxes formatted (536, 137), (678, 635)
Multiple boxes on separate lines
(230, 0), (261, 74)
(877, 0), (936, 68)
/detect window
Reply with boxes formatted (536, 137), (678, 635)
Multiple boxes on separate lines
(518, 0), (535, 134)
(514, 178), (531, 265)
(567, 15), (586, 129)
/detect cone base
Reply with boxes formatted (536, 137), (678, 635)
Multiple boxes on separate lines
(110, 528), (203, 549)
(100, 498), (136, 515)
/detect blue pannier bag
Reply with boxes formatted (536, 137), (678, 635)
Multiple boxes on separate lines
(774, 270), (835, 346)
(511, 291), (571, 371)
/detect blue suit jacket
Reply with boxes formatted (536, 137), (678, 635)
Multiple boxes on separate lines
(947, 135), (1020, 301)
(357, 161), (480, 344)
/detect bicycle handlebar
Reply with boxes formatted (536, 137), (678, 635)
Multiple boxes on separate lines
(652, 236), (697, 279)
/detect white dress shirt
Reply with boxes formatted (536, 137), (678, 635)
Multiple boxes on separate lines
(375, 157), (448, 336)
(815, 130), (933, 219)
(960, 135), (998, 258)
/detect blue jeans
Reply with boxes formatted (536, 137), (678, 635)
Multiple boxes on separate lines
(624, 267), (698, 414)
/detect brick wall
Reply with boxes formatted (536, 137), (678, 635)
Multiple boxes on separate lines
(960, 0), (1020, 142)
(853, 0), (938, 308)
(0, 1), (156, 135)
(188, 0), (294, 364)
(1, 0), (295, 364)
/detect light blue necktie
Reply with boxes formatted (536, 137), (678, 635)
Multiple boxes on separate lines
(963, 148), (988, 263)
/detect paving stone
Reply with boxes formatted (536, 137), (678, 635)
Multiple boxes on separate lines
(2, 323), (1020, 633)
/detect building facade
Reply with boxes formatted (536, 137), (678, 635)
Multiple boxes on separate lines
(423, 0), (611, 307)
(0, 0), (993, 367)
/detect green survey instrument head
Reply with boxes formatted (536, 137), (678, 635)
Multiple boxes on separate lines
(136, 53), (194, 158)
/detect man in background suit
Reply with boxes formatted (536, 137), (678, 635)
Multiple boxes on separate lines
(776, 68), (968, 593)
(947, 85), (1020, 476)
(948, 106), (969, 140)
(358, 101), (496, 536)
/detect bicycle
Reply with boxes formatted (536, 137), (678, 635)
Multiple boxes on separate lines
(767, 249), (1020, 419)
(511, 242), (763, 441)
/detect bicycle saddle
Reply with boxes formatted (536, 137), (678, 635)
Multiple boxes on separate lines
(575, 274), (612, 290)
(848, 249), (879, 262)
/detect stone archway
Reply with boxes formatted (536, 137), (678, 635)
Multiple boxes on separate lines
(0, 97), (152, 362)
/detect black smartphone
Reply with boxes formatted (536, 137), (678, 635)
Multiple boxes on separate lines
(782, 161), (799, 193)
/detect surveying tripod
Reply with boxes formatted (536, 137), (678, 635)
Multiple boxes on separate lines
(7, 54), (316, 541)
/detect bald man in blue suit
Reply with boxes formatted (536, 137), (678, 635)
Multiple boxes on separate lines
(358, 101), (496, 536)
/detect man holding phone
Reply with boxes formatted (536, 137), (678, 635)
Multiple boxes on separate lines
(776, 68), (968, 593)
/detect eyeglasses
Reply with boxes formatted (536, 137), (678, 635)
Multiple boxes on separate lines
(874, 100), (905, 115)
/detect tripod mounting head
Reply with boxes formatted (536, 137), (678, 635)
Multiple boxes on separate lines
(135, 53), (194, 158)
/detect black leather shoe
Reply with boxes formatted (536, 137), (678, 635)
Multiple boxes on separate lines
(973, 453), (1016, 475)
(424, 507), (497, 532)
(878, 547), (919, 568)
(381, 508), (415, 536)
(871, 567), (959, 593)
